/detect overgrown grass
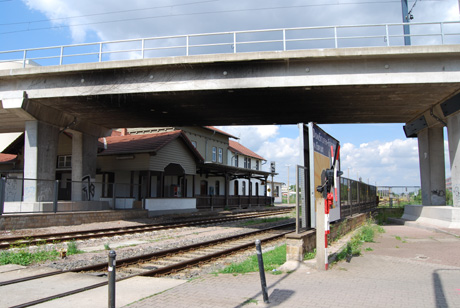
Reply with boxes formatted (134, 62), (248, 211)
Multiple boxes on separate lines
(67, 240), (84, 255)
(335, 219), (385, 263)
(0, 240), (83, 266)
(0, 246), (59, 266)
(219, 245), (286, 274)
(239, 217), (290, 227)
(304, 248), (316, 260)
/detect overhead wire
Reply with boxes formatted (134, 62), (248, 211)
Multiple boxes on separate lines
(0, 0), (451, 35)
(0, 0), (220, 26)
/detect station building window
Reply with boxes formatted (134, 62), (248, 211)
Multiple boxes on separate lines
(218, 148), (223, 163)
(57, 155), (71, 168)
(212, 147), (217, 162)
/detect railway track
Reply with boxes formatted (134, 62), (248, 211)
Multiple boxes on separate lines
(0, 207), (293, 250)
(2, 222), (295, 308)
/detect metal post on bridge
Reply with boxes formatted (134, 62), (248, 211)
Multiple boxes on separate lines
(401, 0), (412, 46)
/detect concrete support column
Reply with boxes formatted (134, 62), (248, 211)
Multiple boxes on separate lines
(447, 113), (460, 207)
(417, 127), (446, 205)
(71, 131), (98, 201)
(24, 121), (59, 202)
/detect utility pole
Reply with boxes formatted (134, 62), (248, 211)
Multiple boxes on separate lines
(286, 165), (290, 204)
(401, 0), (411, 45)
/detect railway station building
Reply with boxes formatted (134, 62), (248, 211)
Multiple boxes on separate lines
(0, 126), (273, 214)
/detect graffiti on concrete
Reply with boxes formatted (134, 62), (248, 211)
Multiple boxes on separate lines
(82, 175), (95, 201)
(453, 185), (460, 207)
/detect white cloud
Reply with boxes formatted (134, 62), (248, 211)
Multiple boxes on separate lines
(217, 125), (279, 150)
(341, 139), (420, 186)
(220, 125), (426, 187)
(21, 0), (460, 45)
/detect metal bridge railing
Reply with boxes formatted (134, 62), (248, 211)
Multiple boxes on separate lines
(1, 21), (460, 68)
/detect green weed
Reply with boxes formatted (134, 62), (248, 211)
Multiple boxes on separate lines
(220, 245), (286, 274)
(0, 247), (59, 266)
(304, 248), (316, 260)
(335, 219), (384, 263)
(67, 240), (83, 255)
(242, 298), (258, 306)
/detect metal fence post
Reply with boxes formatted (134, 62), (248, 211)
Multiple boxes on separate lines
(255, 239), (269, 303)
(22, 50), (27, 68)
(53, 180), (59, 213)
(334, 26), (338, 48)
(108, 250), (116, 308)
(282, 29), (286, 51)
(0, 177), (6, 216)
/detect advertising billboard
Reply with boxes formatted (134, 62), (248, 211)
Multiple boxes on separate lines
(299, 123), (341, 229)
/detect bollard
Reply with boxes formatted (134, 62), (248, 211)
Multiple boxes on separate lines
(108, 250), (116, 308)
(255, 239), (269, 303)
(0, 177), (5, 216)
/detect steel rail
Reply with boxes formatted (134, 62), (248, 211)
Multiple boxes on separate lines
(0, 221), (294, 287)
(6, 223), (294, 308)
(0, 208), (293, 249)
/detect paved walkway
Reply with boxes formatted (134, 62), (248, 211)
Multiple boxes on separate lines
(128, 223), (460, 308)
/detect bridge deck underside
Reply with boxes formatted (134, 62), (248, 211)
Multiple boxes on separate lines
(24, 83), (460, 129)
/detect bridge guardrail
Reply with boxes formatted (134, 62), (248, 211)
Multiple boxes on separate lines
(1, 21), (460, 68)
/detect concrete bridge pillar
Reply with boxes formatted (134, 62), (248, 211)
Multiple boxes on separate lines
(417, 127), (446, 205)
(447, 113), (460, 207)
(23, 120), (59, 202)
(71, 131), (98, 201)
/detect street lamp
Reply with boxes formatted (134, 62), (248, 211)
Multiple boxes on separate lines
(286, 164), (291, 204)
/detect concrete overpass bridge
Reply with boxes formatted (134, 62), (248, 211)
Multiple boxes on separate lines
(0, 22), (459, 222)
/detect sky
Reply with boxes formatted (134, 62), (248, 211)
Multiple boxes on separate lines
(0, 0), (459, 187)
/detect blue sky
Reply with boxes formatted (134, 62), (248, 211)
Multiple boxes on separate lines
(1, 0), (458, 187)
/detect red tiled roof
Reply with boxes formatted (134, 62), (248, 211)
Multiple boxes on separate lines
(229, 140), (265, 161)
(0, 153), (17, 163)
(204, 126), (238, 139)
(98, 131), (203, 161)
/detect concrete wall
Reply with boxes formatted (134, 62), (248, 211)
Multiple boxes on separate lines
(145, 198), (196, 212)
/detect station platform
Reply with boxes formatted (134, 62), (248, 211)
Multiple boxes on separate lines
(0, 209), (148, 230)
(126, 221), (460, 308)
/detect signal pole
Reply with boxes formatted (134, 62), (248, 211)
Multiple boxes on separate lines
(401, 0), (411, 45)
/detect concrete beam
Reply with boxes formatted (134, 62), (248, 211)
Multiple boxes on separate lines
(447, 112), (460, 207)
(23, 121), (59, 202)
(71, 131), (98, 202)
(1, 45), (460, 128)
(417, 127), (446, 205)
